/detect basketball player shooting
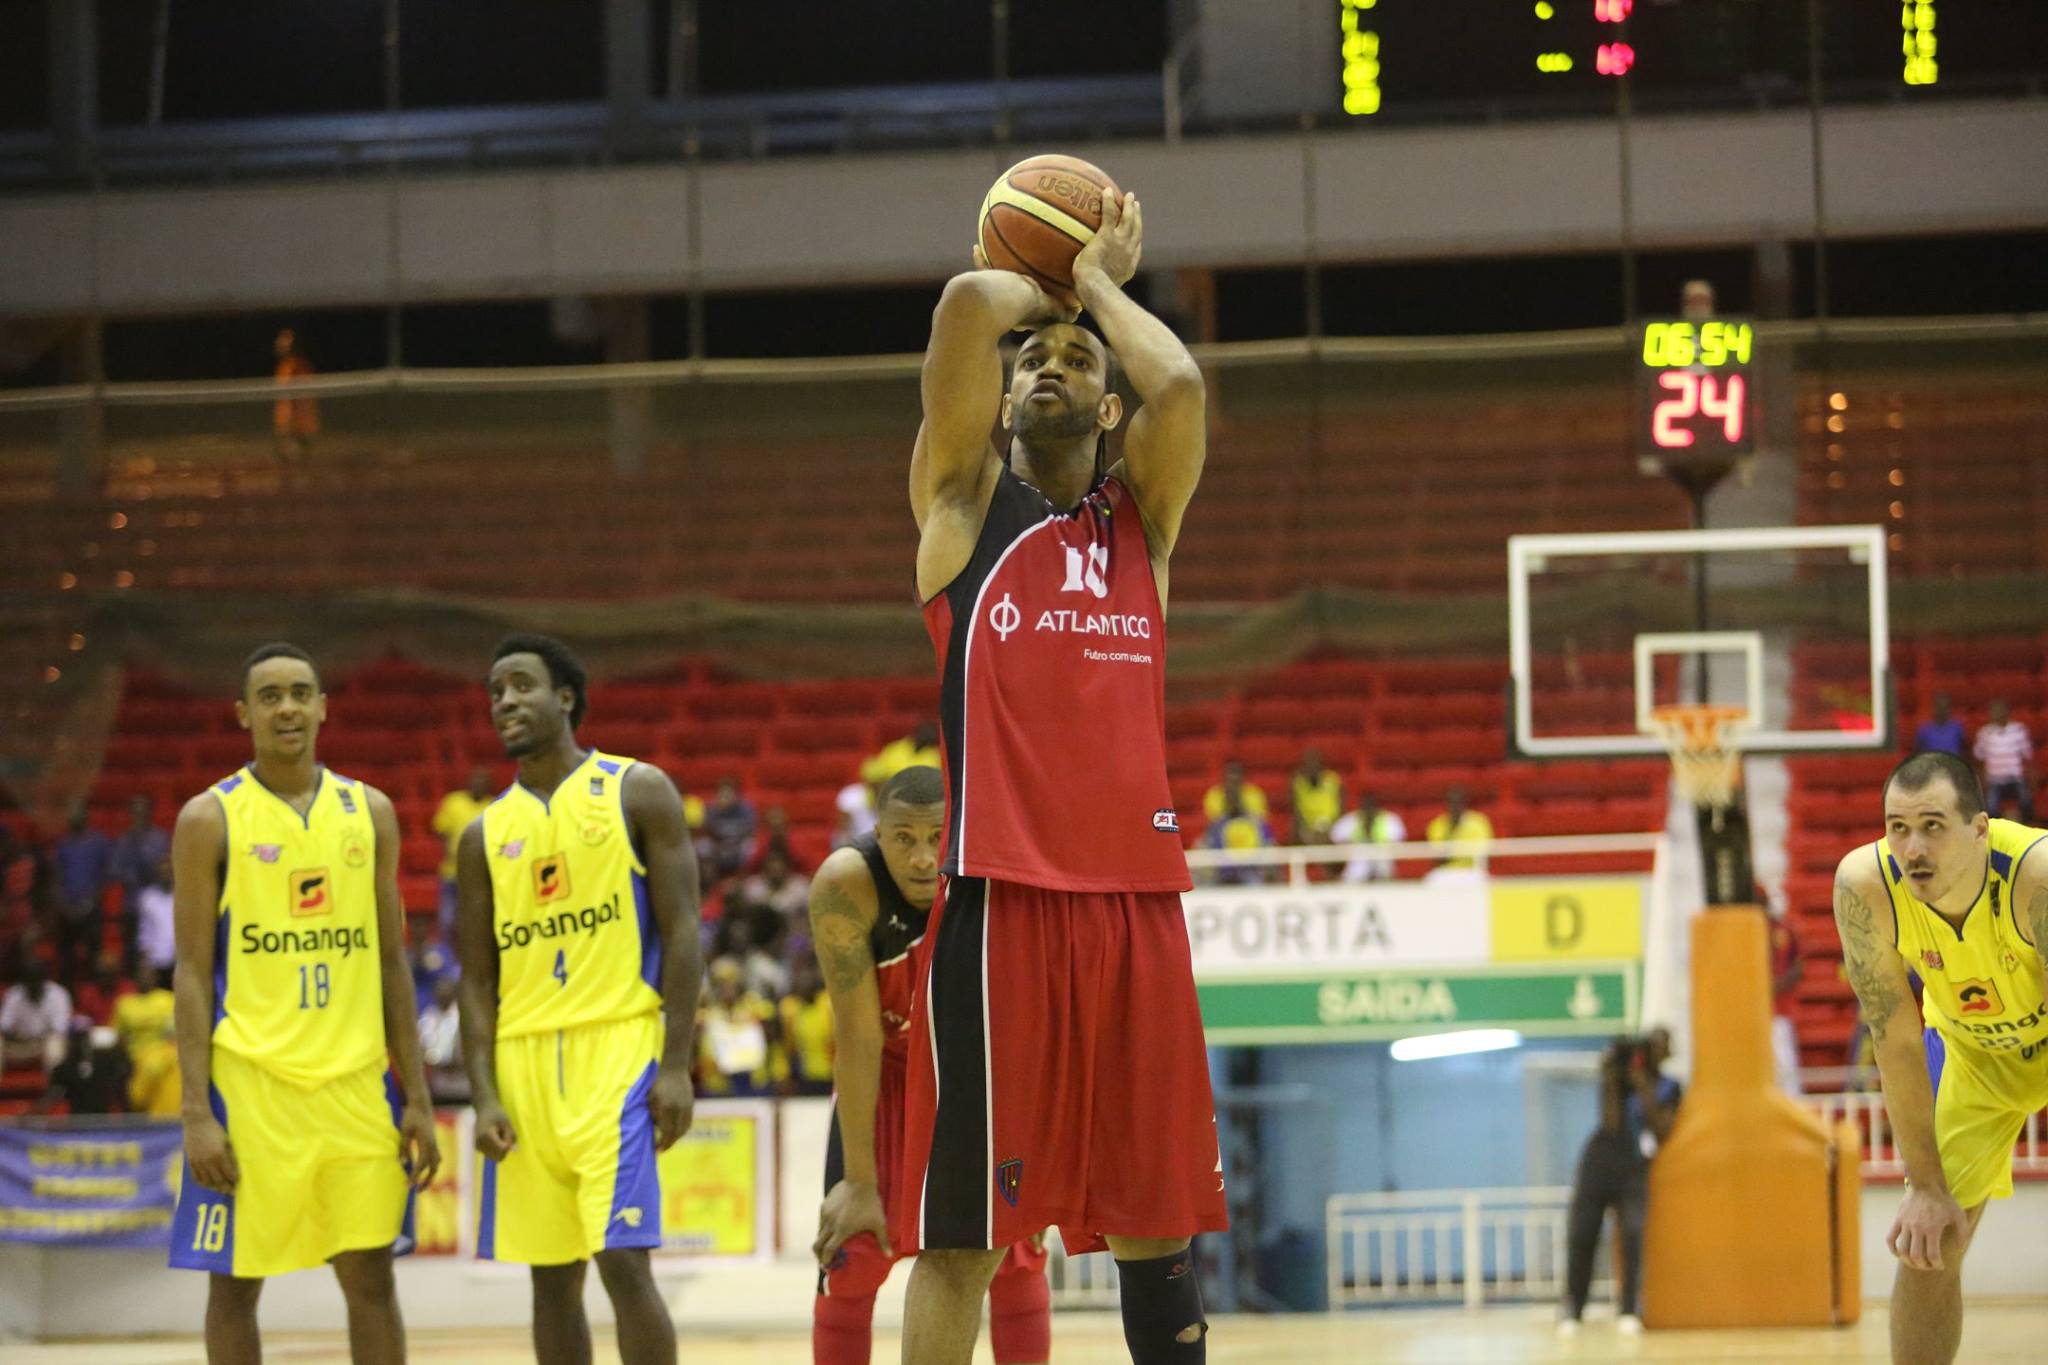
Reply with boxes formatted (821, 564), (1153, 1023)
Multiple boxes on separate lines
(900, 182), (1228, 1365)
(1833, 752), (2048, 1365)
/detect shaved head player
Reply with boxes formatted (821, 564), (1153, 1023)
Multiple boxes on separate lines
(901, 189), (1226, 1364)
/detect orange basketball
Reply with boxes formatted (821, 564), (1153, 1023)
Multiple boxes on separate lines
(977, 154), (1122, 293)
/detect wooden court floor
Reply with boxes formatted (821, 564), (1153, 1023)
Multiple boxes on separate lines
(14, 1304), (2048, 1364)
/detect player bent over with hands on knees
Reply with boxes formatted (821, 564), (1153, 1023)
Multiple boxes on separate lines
(169, 642), (440, 1365)
(906, 175), (1225, 1365)
(458, 634), (703, 1365)
(810, 765), (1051, 1364)
(1834, 750), (2048, 1365)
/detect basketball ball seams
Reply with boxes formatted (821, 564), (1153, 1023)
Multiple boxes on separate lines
(983, 183), (1094, 246)
(983, 214), (1069, 294)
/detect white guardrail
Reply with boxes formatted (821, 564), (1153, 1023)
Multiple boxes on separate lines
(1798, 1076), (2048, 1180)
(1325, 1186), (1597, 1310)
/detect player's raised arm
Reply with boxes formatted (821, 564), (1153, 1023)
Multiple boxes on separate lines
(368, 786), (440, 1189)
(808, 850), (892, 1264)
(455, 818), (516, 1160)
(623, 762), (703, 1151)
(1074, 192), (1206, 565)
(1835, 853), (1964, 1270)
(912, 266), (1076, 528)
(171, 792), (237, 1194)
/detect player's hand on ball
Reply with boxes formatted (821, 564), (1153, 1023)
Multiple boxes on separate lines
(399, 1102), (441, 1190)
(650, 1063), (696, 1152)
(1072, 191), (1141, 290)
(474, 1100), (518, 1161)
(815, 1178), (893, 1266)
(183, 1113), (239, 1193)
(1888, 1186), (1969, 1271)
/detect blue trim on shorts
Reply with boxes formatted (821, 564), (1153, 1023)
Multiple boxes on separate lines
(477, 1151), (499, 1260)
(1924, 1027), (1947, 1099)
(605, 1058), (663, 1251)
(633, 869), (660, 991)
(384, 1071), (418, 1258)
(168, 1083), (236, 1273)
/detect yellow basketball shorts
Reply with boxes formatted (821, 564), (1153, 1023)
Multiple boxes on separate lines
(169, 1048), (414, 1278)
(1925, 1027), (2048, 1207)
(478, 1012), (664, 1265)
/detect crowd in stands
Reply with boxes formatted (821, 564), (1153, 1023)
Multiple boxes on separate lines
(9, 693), (2032, 1113)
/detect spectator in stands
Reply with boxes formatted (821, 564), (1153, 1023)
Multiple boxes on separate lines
(701, 775), (760, 880)
(417, 975), (466, 1102)
(1767, 898), (1805, 1094)
(861, 719), (941, 791)
(1203, 759), (1269, 826)
(1680, 278), (1716, 322)
(1426, 787), (1494, 871)
(721, 905), (792, 1001)
(40, 1023), (130, 1116)
(744, 805), (804, 876)
(778, 955), (835, 1097)
(1559, 1028), (1680, 1338)
(1202, 789), (1278, 886)
(51, 806), (110, 976)
(1974, 697), (2036, 822)
(695, 957), (781, 1098)
(1, 956), (72, 1071)
(107, 961), (179, 1115)
(272, 327), (319, 464)
(833, 779), (877, 850)
(411, 931), (460, 1006)
(111, 963), (174, 1062)
(432, 766), (495, 940)
(737, 848), (810, 924)
(1332, 791), (1407, 883)
(73, 951), (135, 1026)
(1914, 692), (1967, 756)
(133, 856), (176, 975)
(1289, 748), (1344, 846)
(106, 794), (171, 907)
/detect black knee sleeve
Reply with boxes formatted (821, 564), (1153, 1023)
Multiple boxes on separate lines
(1115, 1249), (1207, 1362)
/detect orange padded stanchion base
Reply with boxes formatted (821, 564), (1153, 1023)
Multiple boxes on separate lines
(1642, 907), (1861, 1328)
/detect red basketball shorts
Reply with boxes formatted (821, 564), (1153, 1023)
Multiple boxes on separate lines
(819, 1050), (1044, 1295)
(897, 875), (1229, 1254)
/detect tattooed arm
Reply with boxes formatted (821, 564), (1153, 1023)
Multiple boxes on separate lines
(1836, 851), (1966, 1269)
(808, 849), (894, 1263)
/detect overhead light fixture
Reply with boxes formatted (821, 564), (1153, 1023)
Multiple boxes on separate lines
(1390, 1029), (1524, 1062)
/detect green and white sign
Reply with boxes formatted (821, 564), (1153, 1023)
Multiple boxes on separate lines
(1196, 962), (1637, 1045)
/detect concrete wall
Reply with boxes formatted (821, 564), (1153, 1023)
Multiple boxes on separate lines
(2, 99), (2044, 317)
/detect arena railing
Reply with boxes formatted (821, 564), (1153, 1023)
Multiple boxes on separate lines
(1324, 1186), (1596, 1310)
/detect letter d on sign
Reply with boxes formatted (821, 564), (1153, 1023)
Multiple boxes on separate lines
(1545, 895), (1583, 950)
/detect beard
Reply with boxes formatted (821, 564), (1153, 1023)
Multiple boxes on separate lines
(1013, 394), (1099, 444)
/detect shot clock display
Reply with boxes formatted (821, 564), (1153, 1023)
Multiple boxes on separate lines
(1635, 317), (1755, 474)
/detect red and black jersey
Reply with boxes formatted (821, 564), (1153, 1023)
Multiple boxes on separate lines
(854, 833), (928, 1060)
(922, 468), (1189, 894)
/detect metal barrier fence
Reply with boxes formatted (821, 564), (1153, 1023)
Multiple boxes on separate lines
(1325, 1186), (1599, 1310)
(1799, 1080), (2048, 1180)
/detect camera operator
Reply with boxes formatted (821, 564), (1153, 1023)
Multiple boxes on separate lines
(1558, 1026), (1681, 1336)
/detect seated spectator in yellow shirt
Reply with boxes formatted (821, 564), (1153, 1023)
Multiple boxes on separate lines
(696, 958), (784, 1097)
(1289, 748), (1344, 844)
(778, 958), (835, 1097)
(1203, 759), (1270, 826)
(861, 719), (942, 789)
(1202, 790), (1278, 885)
(1425, 787), (1495, 870)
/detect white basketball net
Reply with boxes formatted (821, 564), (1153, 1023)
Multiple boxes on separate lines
(1649, 704), (1750, 809)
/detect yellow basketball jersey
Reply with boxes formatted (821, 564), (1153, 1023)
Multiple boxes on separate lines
(210, 765), (387, 1087)
(483, 751), (661, 1039)
(1874, 818), (2048, 1060)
